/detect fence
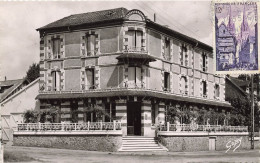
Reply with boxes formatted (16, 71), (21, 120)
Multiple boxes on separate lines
(159, 122), (248, 132)
(17, 121), (121, 132)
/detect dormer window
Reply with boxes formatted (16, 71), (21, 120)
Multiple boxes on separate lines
(85, 68), (95, 90)
(202, 53), (207, 72)
(86, 34), (96, 56)
(214, 84), (220, 99)
(180, 44), (188, 66)
(128, 67), (142, 88)
(164, 72), (170, 91)
(126, 30), (143, 51)
(202, 81), (207, 98)
(164, 38), (171, 61)
(52, 38), (61, 59)
(180, 76), (188, 95)
(51, 71), (61, 91)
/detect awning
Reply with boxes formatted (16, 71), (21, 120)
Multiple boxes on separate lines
(116, 53), (156, 62)
(36, 89), (231, 108)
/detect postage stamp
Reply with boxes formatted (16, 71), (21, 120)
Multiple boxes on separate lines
(213, 0), (260, 74)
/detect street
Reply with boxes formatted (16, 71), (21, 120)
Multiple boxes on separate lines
(4, 146), (260, 163)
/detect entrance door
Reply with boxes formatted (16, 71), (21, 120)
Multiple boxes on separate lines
(127, 102), (141, 135)
(209, 137), (216, 151)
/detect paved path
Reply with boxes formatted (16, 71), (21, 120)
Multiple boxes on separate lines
(4, 146), (260, 163)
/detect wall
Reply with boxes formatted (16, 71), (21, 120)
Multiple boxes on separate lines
(148, 29), (161, 58)
(158, 134), (252, 152)
(65, 69), (81, 90)
(100, 66), (119, 89)
(65, 32), (81, 57)
(100, 27), (119, 53)
(13, 133), (122, 152)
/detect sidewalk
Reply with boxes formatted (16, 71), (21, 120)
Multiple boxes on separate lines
(4, 145), (260, 163)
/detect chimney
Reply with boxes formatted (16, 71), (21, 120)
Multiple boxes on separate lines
(154, 13), (156, 22)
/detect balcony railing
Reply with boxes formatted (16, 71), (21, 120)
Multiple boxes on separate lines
(17, 121), (121, 132)
(159, 122), (248, 132)
(123, 46), (147, 54)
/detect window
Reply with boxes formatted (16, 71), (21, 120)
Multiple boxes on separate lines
(164, 72), (170, 91)
(105, 103), (116, 122)
(180, 76), (188, 95)
(128, 67), (142, 88)
(85, 68), (95, 89)
(164, 38), (171, 60)
(202, 81), (207, 98)
(180, 44), (188, 66)
(202, 53), (207, 72)
(51, 71), (61, 91)
(126, 30), (143, 51)
(215, 84), (220, 99)
(85, 34), (96, 56)
(52, 38), (61, 59)
(71, 101), (78, 123)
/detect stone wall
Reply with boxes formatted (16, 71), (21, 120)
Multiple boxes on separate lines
(14, 134), (122, 152)
(158, 134), (251, 152)
(158, 136), (209, 152)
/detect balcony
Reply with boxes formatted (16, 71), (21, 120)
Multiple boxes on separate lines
(123, 46), (148, 54)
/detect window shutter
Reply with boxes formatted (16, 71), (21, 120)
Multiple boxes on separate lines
(136, 31), (142, 49)
(136, 67), (142, 87)
(128, 67), (135, 88)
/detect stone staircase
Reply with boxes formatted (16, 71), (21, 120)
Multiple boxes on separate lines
(119, 136), (168, 152)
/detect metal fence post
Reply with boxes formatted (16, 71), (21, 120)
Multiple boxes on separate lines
(167, 122), (170, 132)
(88, 121), (90, 131)
(75, 123), (77, 131)
(100, 121), (102, 130)
(113, 120), (116, 130)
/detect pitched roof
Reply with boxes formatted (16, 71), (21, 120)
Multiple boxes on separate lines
(0, 79), (26, 102)
(37, 7), (213, 51)
(37, 7), (129, 30)
(1, 78), (39, 105)
(36, 89), (231, 108)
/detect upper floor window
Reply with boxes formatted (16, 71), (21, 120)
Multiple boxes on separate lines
(85, 68), (95, 90)
(164, 72), (170, 91)
(164, 38), (171, 61)
(180, 44), (188, 66)
(126, 30), (143, 51)
(214, 84), (220, 99)
(202, 81), (207, 98)
(202, 53), (207, 72)
(85, 34), (96, 56)
(51, 71), (61, 91)
(180, 76), (188, 95)
(128, 67), (142, 88)
(52, 38), (61, 59)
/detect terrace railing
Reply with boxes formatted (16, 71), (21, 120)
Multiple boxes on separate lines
(159, 122), (248, 132)
(17, 121), (121, 132)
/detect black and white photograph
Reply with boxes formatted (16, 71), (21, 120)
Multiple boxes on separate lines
(0, 1), (259, 162)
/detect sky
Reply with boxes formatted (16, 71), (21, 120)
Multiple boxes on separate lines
(0, 1), (213, 80)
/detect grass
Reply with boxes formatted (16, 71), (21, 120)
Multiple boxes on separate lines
(4, 150), (40, 162)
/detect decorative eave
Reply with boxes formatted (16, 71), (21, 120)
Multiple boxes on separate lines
(36, 89), (231, 108)
(116, 53), (156, 64)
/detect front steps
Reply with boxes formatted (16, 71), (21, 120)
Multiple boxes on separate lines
(119, 136), (168, 152)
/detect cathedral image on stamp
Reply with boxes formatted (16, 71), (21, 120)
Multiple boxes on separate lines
(214, 2), (258, 73)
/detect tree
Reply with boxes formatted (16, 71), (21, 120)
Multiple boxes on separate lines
(25, 63), (39, 83)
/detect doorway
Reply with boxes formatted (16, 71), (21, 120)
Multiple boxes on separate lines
(127, 102), (141, 136)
